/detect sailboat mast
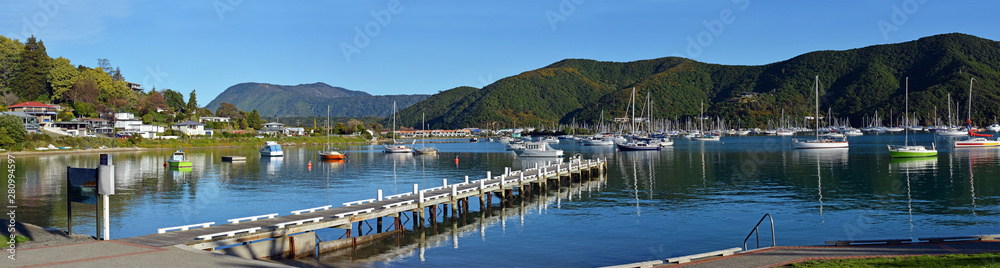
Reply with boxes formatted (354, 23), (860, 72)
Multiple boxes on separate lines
(814, 75), (819, 139)
(969, 77), (974, 123)
(630, 87), (636, 134)
(905, 77), (909, 146)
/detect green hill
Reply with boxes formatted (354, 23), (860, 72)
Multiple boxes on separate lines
(396, 33), (1000, 129)
(205, 82), (429, 117)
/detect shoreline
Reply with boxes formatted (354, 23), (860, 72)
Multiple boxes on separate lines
(3, 139), (377, 157)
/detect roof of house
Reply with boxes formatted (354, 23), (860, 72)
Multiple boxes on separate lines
(263, 122), (285, 126)
(8, 102), (56, 109)
(172, 120), (205, 126)
(0, 111), (37, 118)
(80, 118), (108, 122)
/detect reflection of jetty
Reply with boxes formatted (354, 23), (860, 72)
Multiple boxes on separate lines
(119, 158), (608, 260)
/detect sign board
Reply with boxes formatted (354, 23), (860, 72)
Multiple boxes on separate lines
(100, 153), (112, 166)
(67, 167), (98, 205)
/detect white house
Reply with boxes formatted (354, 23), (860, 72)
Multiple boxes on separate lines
(199, 117), (230, 123)
(171, 120), (206, 136)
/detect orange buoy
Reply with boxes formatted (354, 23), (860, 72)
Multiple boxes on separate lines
(308, 161), (312, 171)
(455, 156), (459, 165)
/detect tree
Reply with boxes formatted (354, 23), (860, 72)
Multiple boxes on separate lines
(0, 36), (23, 94)
(0, 114), (27, 149)
(10, 36), (51, 101)
(73, 102), (96, 118)
(137, 91), (167, 114)
(66, 75), (99, 103)
(215, 102), (241, 118)
(1, 92), (19, 106)
(47, 57), (78, 102)
(346, 119), (363, 132)
(186, 90), (197, 112)
(112, 66), (124, 81)
(196, 107), (213, 117)
(368, 122), (383, 135)
(333, 123), (346, 134)
(247, 109), (262, 129)
(163, 89), (185, 112)
(97, 58), (111, 71)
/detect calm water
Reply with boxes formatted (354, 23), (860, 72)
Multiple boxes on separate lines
(9, 134), (1000, 267)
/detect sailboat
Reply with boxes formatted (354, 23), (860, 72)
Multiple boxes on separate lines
(413, 113), (438, 155)
(888, 77), (937, 157)
(690, 102), (721, 141)
(318, 106), (345, 160)
(383, 101), (413, 153)
(954, 78), (1000, 147)
(617, 88), (662, 151)
(793, 76), (849, 149)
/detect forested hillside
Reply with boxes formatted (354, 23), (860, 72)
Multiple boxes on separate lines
(396, 33), (1000, 129)
(205, 82), (429, 117)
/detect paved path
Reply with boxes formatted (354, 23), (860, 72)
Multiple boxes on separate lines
(665, 241), (1000, 267)
(2, 220), (286, 267)
(8, 240), (288, 267)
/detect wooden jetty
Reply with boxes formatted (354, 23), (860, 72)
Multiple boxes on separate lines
(119, 157), (608, 260)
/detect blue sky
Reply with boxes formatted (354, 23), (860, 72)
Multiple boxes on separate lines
(2, 0), (997, 105)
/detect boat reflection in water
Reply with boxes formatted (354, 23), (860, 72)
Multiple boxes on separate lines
(260, 156), (283, 176)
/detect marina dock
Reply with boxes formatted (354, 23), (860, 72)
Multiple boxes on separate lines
(119, 157), (608, 259)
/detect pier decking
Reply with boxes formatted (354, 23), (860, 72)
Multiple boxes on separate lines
(119, 157), (607, 258)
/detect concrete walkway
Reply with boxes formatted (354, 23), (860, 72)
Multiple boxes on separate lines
(664, 241), (1000, 267)
(2, 220), (287, 267)
(8, 240), (289, 267)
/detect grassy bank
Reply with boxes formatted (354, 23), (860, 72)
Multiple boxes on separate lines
(788, 252), (1000, 267)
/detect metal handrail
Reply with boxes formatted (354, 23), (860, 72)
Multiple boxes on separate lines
(743, 213), (775, 251)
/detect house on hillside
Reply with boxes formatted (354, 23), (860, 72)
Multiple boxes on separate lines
(6, 102), (57, 126)
(199, 117), (230, 123)
(52, 120), (90, 137)
(259, 122), (286, 136)
(126, 81), (142, 93)
(0, 111), (40, 134)
(172, 120), (206, 136)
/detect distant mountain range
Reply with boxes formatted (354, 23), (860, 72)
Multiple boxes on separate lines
(205, 82), (429, 117)
(394, 33), (1000, 129)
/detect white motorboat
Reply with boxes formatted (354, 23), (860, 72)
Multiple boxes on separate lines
(844, 129), (863, 136)
(260, 141), (284, 157)
(581, 136), (614, 146)
(514, 142), (563, 157)
(987, 124), (1000, 132)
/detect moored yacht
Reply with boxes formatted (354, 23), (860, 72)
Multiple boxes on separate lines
(514, 142), (563, 157)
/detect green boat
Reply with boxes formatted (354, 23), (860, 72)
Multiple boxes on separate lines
(887, 145), (938, 158)
(167, 150), (193, 168)
(888, 77), (937, 158)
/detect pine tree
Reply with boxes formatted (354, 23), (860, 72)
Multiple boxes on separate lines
(10, 36), (51, 101)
